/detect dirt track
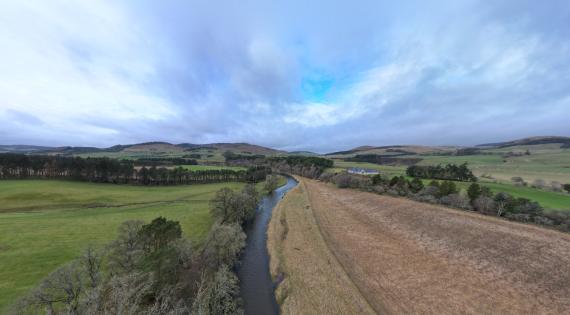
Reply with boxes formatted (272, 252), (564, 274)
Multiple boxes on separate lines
(303, 179), (570, 314)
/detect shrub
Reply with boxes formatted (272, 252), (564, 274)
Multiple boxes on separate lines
(473, 196), (496, 215)
(409, 178), (424, 193)
(467, 183), (481, 203)
(420, 185), (440, 197)
(438, 181), (458, 197)
(202, 223), (246, 270)
(263, 174), (280, 194)
(564, 183), (570, 194)
(318, 172), (334, 182)
(192, 264), (243, 315)
(334, 173), (353, 188)
(511, 177), (526, 186)
(532, 179), (546, 189)
(551, 181), (563, 192)
(440, 194), (471, 210)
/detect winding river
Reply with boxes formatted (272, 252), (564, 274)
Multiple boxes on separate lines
(237, 176), (298, 315)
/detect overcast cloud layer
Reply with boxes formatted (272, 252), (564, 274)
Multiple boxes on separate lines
(1, 0), (569, 152)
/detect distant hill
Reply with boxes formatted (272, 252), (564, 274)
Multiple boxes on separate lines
(325, 145), (454, 157)
(190, 143), (285, 155)
(288, 151), (319, 156)
(0, 141), (284, 157)
(477, 136), (570, 148)
(0, 145), (54, 153)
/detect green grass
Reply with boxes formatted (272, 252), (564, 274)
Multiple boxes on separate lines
(418, 151), (570, 184)
(0, 180), (245, 313)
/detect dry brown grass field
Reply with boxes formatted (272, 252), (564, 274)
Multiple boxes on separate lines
(276, 178), (570, 314)
(267, 179), (375, 315)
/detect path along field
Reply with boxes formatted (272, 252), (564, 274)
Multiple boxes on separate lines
(271, 178), (570, 314)
(0, 180), (244, 313)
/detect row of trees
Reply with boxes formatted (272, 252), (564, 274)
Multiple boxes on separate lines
(406, 163), (477, 182)
(16, 183), (267, 315)
(320, 172), (570, 233)
(266, 156), (333, 179)
(223, 154), (333, 179)
(0, 153), (268, 185)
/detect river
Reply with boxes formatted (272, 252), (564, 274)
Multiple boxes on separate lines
(237, 176), (298, 315)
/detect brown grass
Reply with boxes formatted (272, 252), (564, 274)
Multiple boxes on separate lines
(303, 178), (570, 314)
(267, 179), (375, 315)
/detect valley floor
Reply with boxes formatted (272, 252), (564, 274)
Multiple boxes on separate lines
(270, 177), (570, 314)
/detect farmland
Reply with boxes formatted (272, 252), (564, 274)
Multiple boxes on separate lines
(331, 142), (570, 211)
(0, 180), (245, 313)
(271, 178), (570, 314)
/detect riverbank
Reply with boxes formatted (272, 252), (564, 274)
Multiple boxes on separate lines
(267, 177), (375, 314)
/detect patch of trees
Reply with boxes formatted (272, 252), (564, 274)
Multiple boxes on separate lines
(262, 175), (280, 194)
(267, 156), (333, 179)
(0, 153), (267, 185)
(133, 157), (198, 167)
(17, 184), (262, 314)
(454, 148), (481, 156)
(345, 154), (422, 166)
(319, 173), (570, 233)
(406, 163), (477, 182)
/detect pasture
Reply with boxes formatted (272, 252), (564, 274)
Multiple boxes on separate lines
(0, 180), (244, 313)
(332, 150), (570, 211)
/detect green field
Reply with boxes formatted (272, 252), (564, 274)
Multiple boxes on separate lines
(417, 150), (570, 184)
(0, 180), (245, 313)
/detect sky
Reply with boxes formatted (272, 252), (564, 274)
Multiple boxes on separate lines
(0, 0), (569, 152)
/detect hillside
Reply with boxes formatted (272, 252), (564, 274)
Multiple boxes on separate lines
(477, 136), (570, 148)
(0, 141), (283, 158)
(325, 145), (455, 157)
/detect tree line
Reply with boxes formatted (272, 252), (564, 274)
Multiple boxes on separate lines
(320, 172), (570, 233)
(0, 153), (267, 185)
(406, 163), (477, 182)
(224, 154), (334, 179)
(16, 183), (268, 315)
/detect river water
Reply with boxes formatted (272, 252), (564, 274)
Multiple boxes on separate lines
(238, 176), (298, 315)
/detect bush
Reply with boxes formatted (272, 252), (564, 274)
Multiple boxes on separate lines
(473, 196), (496, 215)
(438, 181), (458, 197)
(467, 183), (481, 203)
(263, 174), (280, 194)
(210, 185), (259, 225)
(532, 179), (546, 189)
(202, 223), (246, 270)
(334, 173), (353, 188)
(192, 265), (243, 315)
(440, 194), (471, 210)
(551, 181), (563, 192)
(332, 173), (372, 189)
(318, 172), (334, 182)
(564, 184), (570, 194)
(511, 177), (526, 186)
(409, 178), (424, 193)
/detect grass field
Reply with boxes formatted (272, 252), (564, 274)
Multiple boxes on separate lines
(0, 180), (245, 313)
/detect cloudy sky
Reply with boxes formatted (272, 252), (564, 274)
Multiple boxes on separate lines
(1, 0), (569, 152)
